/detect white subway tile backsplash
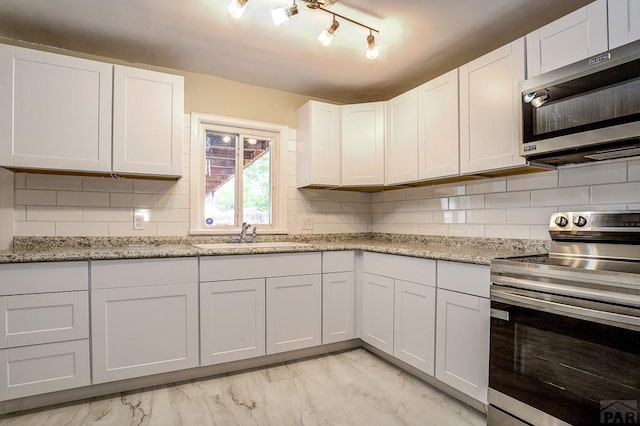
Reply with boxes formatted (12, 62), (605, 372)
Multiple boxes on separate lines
(156, 223), (190, 236)
(629, 160), (640, 182)
(326, 191), (356, 202)
(372, 202), (395, 214)
(419, 198), (449, 211)
(83, 177), (133, 192)
(466, 209), (506, 224)
(57, 191), (110, 207)
(353, 192), (373, 203)
(485, 225), (530, 239)
(507, 170), (557, 191)
(14, 221), (55, 236)
(559, 162), (627, 187)
(298, 189), (327, 201)
(382, 190), (406, 202)
(434, 211), (466, 224)
(312, 201), (342, 213)
(158, 194), (190, 209)
(341, 202), (370, 214)
(448, 195), (484, 210)
(312, 223), (342, 233)
(394, 200), (421, 212)
(591, 182), (640, 204)
(531, 225), (551, 240)
(404, 212), (434, 224)
(133, 180), (178, 194)
(14, 173), (26, 189)
(13, 206), (26, 222)
(418, 224), (449, 236)
(15, 190), (57, 206)
(108, 222), (158, 236)
(354, 214), (373, 224)
(433, 184), (465, 197)
(110, 193), (158, 208)
(326, 214), (355, 224)
(83, 207), (133, 222)
(56, 221), (109, 236)
(26, 174), (83, 191)
(466, 179), (506, 195)
(403, 186), (434, 200)
(449, 224), (485, 237)
(507, 207), (557, 225)
(486, 191), (530, 208)
(27, 206), (83, 222)
(531, 187), (589, 207)
(340, 223), (370, 233)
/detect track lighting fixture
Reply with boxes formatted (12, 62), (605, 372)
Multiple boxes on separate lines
(228, 0), (380, 59)
(365, 31), (379, 60)
(318, 17), (339, 46)
(271, 1), (299, 26)
(227, 0), (248, 19)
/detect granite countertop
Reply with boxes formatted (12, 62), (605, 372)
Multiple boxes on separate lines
(0, 234), (549, 265)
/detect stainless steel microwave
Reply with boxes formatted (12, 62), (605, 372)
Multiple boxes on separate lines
(520, 39), (640, 167)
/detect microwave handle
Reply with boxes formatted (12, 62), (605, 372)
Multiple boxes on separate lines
(491, 288), (640, 332)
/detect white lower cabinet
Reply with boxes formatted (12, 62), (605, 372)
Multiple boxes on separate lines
(361, 272), (395, 355)
(0, 340), (90, 400)
(266, 274), (322, 354)
(200, 279), (265, 366)
(322, 271), (355, 344)
(91, 258), (199, 384)
(434, 259), (491, 403)
(394, 280), (436, 375)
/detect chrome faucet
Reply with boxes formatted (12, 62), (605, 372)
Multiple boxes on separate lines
(240, 222), (251, 242)
(251, 225), (257, 242)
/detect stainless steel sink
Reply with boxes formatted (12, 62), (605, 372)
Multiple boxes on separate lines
(192, 242), (313, 249)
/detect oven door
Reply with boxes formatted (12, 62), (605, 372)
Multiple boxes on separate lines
(489, 286), (640, 425)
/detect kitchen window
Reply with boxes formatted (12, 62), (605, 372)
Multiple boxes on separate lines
(190, 113), (288, 234)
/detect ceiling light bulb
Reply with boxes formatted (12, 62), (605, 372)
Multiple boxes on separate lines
(318, 19), (339, 46)
(366, 34), (379, 60)
(271, 3), (299, 26)
(227, 0), (248, 18)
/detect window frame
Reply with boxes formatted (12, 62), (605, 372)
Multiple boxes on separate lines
(189, 113), (288, 235)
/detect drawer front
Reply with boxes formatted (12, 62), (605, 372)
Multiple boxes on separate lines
(0, 339), (90, 401)
(437, 260), (490, 298)
(0, 262), (88, 295)
(200, 253), (321, 282)
(363, 252), (436, 286)
(322, 251), (355, 273)
(0, 291), (89, 348)
(91, 257), (198, 289)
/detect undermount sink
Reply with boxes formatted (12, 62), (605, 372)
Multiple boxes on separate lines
(192, 242), (313, 249)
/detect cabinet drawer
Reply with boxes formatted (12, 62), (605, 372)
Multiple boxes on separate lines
(322, 251), (355, 273)
(0, 291), (88, 348)
(363, 252), (435, 286)
(0, 262), (88, 295)
(200, 253), (321, 282)
(0, 339), (90, 401)
(437, 260), (490, 298)
(91, 257), (198, 289)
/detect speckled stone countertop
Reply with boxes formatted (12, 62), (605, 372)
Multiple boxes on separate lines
(0, 234), (549, 265)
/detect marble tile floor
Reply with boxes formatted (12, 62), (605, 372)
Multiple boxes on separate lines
(0, 349), (486, 426)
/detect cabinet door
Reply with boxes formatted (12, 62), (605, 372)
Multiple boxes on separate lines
(435, 289), (490, 402)
(385, 89), (418, 185)
(609, 0), (640, 49)
(459, 38), (526, 174)
(0, 291), (88, 348)
(418, 69), (460, 180)
(341, 102), (385, 186)
(91, 283), (199, 383)
(113, 66), (184, 177)
(361, 272), (394, 355)
(526, 0), (608, 77)
(394, 280), (436, 375)
(0, 340), (89, 401)
(296, 101), (341, 187)
(322, 271), (355, 344)
(0, 45), (112, 172)
(200, 279), (265, 366)
(266, 274), (321, 354)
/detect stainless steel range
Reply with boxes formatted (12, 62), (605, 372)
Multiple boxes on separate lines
(488, 211), (640, 426)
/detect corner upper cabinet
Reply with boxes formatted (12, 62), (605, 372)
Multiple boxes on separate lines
(113, 66), (183, 177)
(608, 0), (640, 49)
(385, 89), (418, 185)
(459, 38), (526, 174)
(341, 102), (385, 186)
(417, 69), (460, 180)
(296, 101), (341, 187)
(526, 0), (608, 77)
(0, 45), (113, 173)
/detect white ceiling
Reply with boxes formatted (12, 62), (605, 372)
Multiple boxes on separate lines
(0, 0), (593, 103)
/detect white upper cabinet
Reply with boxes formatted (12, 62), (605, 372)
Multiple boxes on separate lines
(113, 66), (183, 177)
(385, 89), (418, 185)
(0, 45), (112, 173)
(459, 38), (526, 174)
(609, 0), (640, 49)
(296, 101), (341, 187)
(342, 102), (385, 186)
(526, 0), (608, 77)
(417, 69), (460, 180)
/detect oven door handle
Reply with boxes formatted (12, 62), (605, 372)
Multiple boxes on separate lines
(491, 288), (640, 331)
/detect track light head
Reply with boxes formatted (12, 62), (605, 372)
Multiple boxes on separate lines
(272, 3), (299, 26)
(318, 18), (339, 46)
(366, 33), (378, 60)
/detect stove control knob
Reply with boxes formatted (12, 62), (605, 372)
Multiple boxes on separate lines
(572, 215), (588, 227)
(554, 216), (569, 227)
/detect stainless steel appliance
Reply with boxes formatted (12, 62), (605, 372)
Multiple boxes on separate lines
(520, 39), (640, 167)
(488, 211), (640, 425)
